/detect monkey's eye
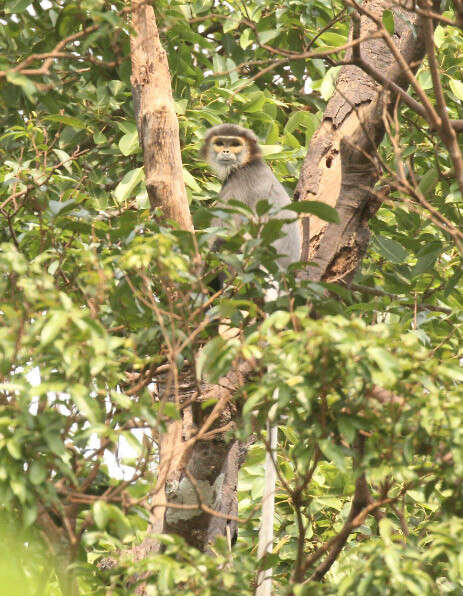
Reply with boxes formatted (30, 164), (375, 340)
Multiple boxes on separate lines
(230, 140), (242, 147)
(215, 140), (224, 147)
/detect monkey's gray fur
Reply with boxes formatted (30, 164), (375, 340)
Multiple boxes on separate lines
(201, 124), (301, 268)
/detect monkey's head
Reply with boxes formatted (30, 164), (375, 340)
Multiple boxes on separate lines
(200, 123), (262, 180)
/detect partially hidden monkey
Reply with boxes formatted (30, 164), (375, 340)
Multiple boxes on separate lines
(201, 123), (301, 270)
(201, 124), (302, 595)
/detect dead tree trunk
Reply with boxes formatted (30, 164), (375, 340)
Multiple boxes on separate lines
(297, 0), (425, 284)
(292, 0), (426, 581)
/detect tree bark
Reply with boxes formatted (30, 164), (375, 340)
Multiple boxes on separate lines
(129, 0), (195, 566)
(128, 0), (248, 570)
(130, 0), (193, 230)
(296, 0), (425, 284)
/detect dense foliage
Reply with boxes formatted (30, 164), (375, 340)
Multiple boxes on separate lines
(0, 0), (462, 594)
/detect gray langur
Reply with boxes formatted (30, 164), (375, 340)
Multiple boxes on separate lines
(201, 124), (301, 596)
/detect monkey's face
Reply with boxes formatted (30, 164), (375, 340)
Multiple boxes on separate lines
(211, 135), (249, 169)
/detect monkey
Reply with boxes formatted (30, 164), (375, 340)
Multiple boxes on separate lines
(201, 124), (301, 272)
(201, 124), (301, 595)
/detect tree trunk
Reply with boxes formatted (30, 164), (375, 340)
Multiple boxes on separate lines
(162, 365), (252, 551)
(291, 0), (427, 582)
(296, 0), (425, 284)
(129, 0), (194, 564)
(130, 0), (193, 230)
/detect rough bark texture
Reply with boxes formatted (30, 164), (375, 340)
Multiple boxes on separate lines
(290, 1), (427, 583)
(131, 363), (251, 576)
(129, 1), (195, 568)
(130, 0), (193, 230)
(161, 365), (252, 550)
(296, 0), (425, 284)
(129, 1), (250, 572)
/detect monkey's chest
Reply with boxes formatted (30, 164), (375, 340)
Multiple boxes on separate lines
(219, 175), (271, 209)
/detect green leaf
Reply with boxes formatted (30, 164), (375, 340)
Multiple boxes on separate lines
(367, 347), (398, 382)
(258, 30), (279, 45)
(261, 310), (291, 332)
(417, 69), (433, 90)
(162, 402), (180, 420)
(379, 517), (394, 543)
(93, 500), (110, 529)
(434, 25), (445, 48)
(374, 235), (408, 263)
(285, 111), (319, 140)
(48, 198), (77, 217)
(319, 66), (341, 101)
(113, 167), (144, 203)
(52, 149), (73, 174)
(93, 131), (107, 145)
(107, 505), (133, 541)
(256, 199), (271, 216)
(285, 201), (340, 223)
(242, 389), (266, 416)
(72, 385), (99, 423)
(6, 72), (37, 103)
(44, 114), (87, 130)
(174, 99), (188, 115)
(419, 167), (438, 195)
(10, 479), (27, 504)
(29, 462), (47, 485)
(119, 130), (139, 156)
(47, 434), (67, 458)
(259, 552), (280, 569)
(183, 168), (201, 192)
(23, 503), (38, 527)
(196, 336), (239, 383)
(382, 10), (395, 35)
(111, 390), (132, 409)
(337, 416), (356, 444)
(56, 4), (84, 37)
(449, 78), (463, 101)
(260, 144), (283, 156)
(411, 245), (441, 277)
(108, 80), (125, 96)
(320, 32), (347, 46)
(223, 12), (241, 32)
(318, 439), (347, 471)
(5, 0), (31, 12)
(240, 29), (253, 49)
(41, 312), (68, 346)
(6, 437), (22, 460)
(243, 92), (266, 113)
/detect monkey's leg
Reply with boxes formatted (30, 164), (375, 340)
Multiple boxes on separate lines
(256, 420), (277, 596)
